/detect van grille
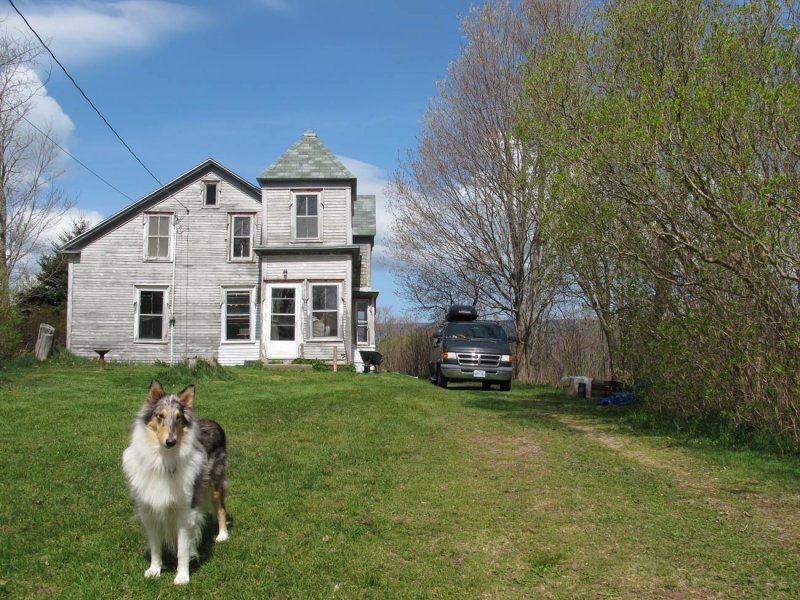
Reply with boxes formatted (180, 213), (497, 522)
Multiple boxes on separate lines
(457, 353), (501, 368)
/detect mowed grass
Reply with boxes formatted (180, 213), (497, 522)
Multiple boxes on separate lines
(1, 361), (799, 599)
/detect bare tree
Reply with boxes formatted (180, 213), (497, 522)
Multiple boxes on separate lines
(388, 0), (586, 382)
(0, 31), (72, 302)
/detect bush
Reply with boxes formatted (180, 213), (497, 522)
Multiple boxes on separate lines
(153, 358), (233, 386)
(0, 303), (22, 359)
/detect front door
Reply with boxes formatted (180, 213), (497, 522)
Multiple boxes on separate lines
(265, 284), (301, 359)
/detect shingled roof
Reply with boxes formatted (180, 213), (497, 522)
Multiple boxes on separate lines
(353, 195), (376, 236)
(259, 130), (355, 181)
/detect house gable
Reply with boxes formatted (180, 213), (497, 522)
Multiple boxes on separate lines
(62, 158), (261, 253)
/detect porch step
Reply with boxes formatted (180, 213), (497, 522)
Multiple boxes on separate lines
(262, 361), (312, 370)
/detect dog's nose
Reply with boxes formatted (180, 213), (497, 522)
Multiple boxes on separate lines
(165, 436), (176, 448)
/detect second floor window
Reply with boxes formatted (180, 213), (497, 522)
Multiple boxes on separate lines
(230, 214), (253, 260)
(145, 214), (171, 260)
(296, 193), (319, 239)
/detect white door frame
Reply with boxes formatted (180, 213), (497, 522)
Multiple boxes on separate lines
(264, 283), (302, 359)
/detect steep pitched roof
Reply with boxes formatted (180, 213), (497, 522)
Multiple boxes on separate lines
(258, 130), (355, 181)
(353, 195), (376, 237)
(61, 158), (260, 252)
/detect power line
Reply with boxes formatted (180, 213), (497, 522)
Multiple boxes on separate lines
(7, 0), (191, 213)
(7, 0), (165, 188)
(18, 111), (135, 202)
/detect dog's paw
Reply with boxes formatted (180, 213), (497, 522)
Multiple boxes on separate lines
(144, 566), (161, 578)
(173, 572), (190, 585)
(215, 530), (229, 542)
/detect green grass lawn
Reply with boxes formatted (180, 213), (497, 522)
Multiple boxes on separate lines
(1, 360), (799, 599)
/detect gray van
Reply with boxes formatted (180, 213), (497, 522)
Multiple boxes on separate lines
(429, 305), (514, 391)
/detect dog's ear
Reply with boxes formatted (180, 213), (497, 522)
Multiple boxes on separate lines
(148, 379), (165, 405)
(178, 384), (195, 409)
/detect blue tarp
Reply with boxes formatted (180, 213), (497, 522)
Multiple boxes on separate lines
(596, 392), (636, 406)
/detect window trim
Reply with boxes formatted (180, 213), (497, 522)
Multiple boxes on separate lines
(293, 190), (322, 241)
(355, 298), (370, 346)
(134, 285), (169, 343)
(229, 213), (255, 261)
(203, 180), (220, 208)
(143, 212), (173, 262)
(310, 282), (341, 340)
(221, 286), (255, 343)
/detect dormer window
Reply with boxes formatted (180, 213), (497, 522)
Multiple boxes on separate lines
(295, 192), (320, 239)
(204, 181), (219, 207)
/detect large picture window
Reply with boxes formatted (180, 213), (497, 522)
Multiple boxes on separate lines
(311, 284), (338, 338)
(230, 214), (253, 260)
(145, 214), (171, 260)
(224, 290), (252, 341)
(295, 193), (319, 239)
(136, 288), (167, 341)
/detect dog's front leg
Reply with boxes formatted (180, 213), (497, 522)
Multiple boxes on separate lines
(142, 516), (163, 578)
(173, 522), (192, 585)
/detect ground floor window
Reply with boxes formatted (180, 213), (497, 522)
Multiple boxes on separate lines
(136, 287), (168, 341)
(224, 289), (253, 341)
(311, 284), (339, 338)
(355, 299), (369, 344)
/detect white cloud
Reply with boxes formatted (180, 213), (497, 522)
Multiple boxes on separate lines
(41, 207), (104, 247)
(17, 68), (76, 171)
(13, 207), (103, 287)
(4, 1), (208, 66)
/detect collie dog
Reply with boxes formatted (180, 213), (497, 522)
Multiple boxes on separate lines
(122, 380), (229, 585)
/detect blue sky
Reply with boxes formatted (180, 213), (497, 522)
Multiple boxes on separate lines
(3, 0), (477, 313)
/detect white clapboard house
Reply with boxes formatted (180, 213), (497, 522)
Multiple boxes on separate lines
(61, 131), (379, 368)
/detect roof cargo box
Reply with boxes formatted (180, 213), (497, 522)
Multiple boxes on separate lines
(446, 305), (478, 322)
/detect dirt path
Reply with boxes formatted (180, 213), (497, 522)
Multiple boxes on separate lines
(553, 415), (800, 548)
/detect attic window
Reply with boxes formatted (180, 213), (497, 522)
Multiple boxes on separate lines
(204, 181), (218, 206)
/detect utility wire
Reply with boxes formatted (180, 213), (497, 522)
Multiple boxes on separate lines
(18, 111), (135, 202)
(7, 0), (165, 188)
(7, 0), (191, 214)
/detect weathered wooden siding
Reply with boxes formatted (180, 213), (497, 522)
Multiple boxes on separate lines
(262, 186), (351, 246)
(69, 171), (261, 364)
(353, 238), (372, 289)
(262, 254), (352, 361)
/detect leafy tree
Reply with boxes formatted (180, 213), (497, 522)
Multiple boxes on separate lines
(520, 0), (800, 444)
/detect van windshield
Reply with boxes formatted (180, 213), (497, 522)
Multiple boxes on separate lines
(445, 323), (508, 342)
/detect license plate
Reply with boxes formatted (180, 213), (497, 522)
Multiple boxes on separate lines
(474, 370), (486, 378)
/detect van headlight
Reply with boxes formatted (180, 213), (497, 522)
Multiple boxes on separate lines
(501, 355), (512, 363)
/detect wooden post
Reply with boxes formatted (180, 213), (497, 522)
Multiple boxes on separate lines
(34, 324), (55, 360)
(332, 345), (337, 372)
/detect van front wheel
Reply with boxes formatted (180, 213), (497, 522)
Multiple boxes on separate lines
(436, 367), (448, 389)
(500, 380), (511, 392)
